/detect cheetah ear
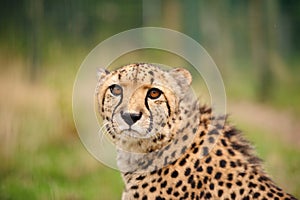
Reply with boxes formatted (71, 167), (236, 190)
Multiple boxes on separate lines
(169, 68), (192, 88)
(97, 68), (110, 81)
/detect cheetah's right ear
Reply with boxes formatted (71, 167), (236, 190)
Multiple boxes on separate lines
(97, 68), (110, 81)
(169, 68), (192, 90)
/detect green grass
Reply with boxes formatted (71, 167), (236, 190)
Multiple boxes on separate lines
(0, 138), (123, 200)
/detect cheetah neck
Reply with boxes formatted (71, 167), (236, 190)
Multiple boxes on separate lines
(120, 106), (297, 200)
(116, 93), (200, 173)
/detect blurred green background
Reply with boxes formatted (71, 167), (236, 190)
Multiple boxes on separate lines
(0, 0), (300, 199)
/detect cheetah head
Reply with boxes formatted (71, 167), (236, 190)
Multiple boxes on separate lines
(96, 63), (194, 153)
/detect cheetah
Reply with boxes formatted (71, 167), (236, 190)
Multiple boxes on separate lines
(96, 63), (297, 200)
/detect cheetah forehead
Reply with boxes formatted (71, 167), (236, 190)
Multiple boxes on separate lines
(98, 63), (192, 94)
(110, 63), (169, 85)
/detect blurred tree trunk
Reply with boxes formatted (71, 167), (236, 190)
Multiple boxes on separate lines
(182, 0), (200, 42)
(27, 0), (43, 82)
(162, 0), (181, 31)
(266, 1), (289, 83)
(142, 0), (161, 26)
(249, 0), (273, 102)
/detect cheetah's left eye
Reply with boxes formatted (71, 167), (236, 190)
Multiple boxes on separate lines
(147, 88), (162, 99)
(109, 84), (123, 96)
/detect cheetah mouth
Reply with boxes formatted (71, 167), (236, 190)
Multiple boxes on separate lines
(120, 128), (152, 139)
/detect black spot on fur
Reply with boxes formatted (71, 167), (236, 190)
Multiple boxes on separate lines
(218, 190), (223, 197)
(184, 167), (191, 176)
(216, 149), (223, 156)
(136, 175), (145, 180)
(171, 170), (178, 178)
(179, 158), (186, 166)
(160, 181), (167, 188)
(206, 166), (213, 174)
(205, 156), (212, 164)
(220, 160), (227, 168)
(133, 192), (139, 198)
(214, 172), (222, 180)
(149, 186), (157, 192)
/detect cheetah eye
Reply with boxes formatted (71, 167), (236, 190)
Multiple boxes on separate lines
(147, 88), (162, 99)
(109, 84), (122, 96)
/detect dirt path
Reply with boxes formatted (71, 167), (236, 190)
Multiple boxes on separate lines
(228, 101), (300, 147)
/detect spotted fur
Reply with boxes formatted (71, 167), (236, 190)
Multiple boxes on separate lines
(96, 63), (297, 200)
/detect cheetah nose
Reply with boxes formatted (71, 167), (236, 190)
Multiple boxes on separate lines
(121, 111), (142, 126)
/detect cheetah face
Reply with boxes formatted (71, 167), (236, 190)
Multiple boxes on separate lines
(96, 64), (192, 152)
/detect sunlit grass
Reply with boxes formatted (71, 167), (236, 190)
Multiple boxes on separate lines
(0, 138), (123, 200)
